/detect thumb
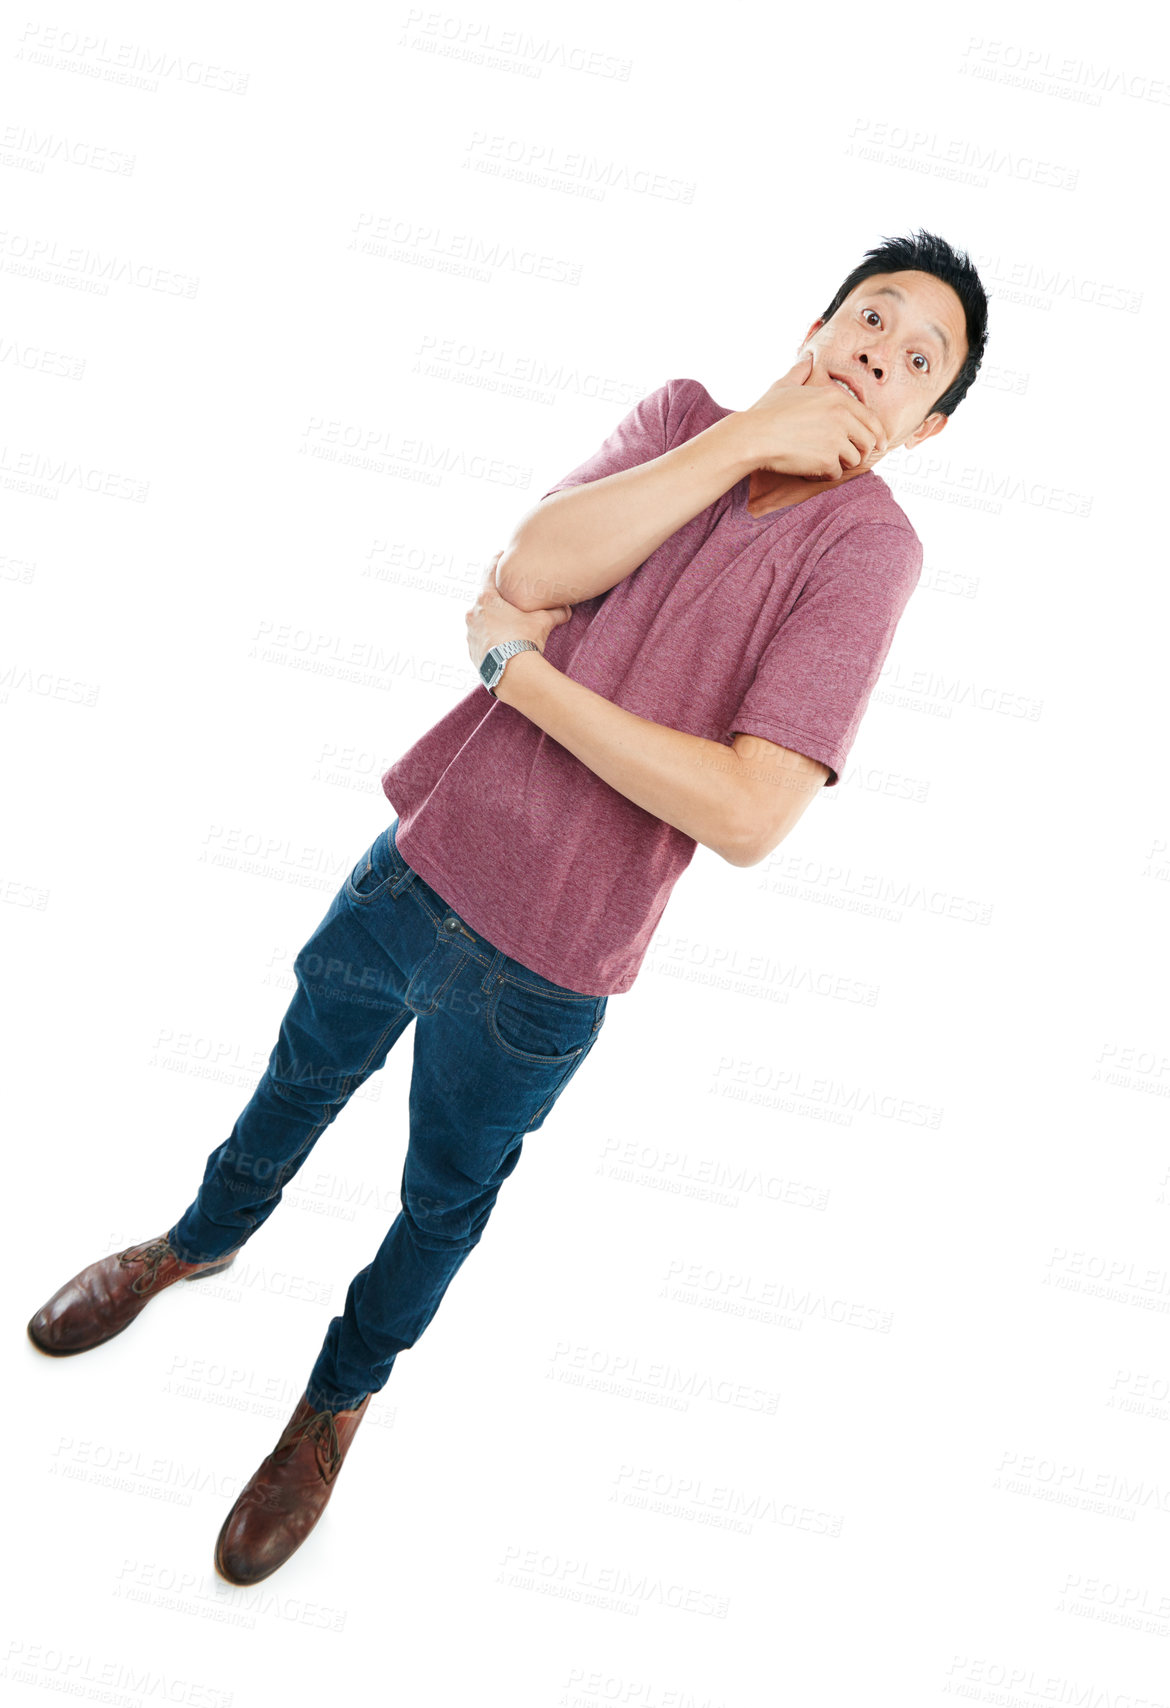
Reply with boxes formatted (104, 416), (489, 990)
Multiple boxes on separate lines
(778, 350), (814, 386)
(541, 603), (572, 631)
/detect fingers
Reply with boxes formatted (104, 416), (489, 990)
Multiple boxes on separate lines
(852, 401), (888, 456)
(840, 404), (886, 462)
(849, 425), (885, 462)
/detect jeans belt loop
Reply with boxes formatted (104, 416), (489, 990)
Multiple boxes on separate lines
(390, 864), (418, 898)
(480, 949), (508, 995)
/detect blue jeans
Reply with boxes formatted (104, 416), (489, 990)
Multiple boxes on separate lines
(167, 818), (608, 1414)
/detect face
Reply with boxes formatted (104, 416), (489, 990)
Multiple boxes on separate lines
(798, 269), (969, 460)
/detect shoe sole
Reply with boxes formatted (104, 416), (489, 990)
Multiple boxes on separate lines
(25, 1256), (239, 1358)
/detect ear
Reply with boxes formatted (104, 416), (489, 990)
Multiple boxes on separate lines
(900, 412), (950, 454)
(798, 318), (825, 350)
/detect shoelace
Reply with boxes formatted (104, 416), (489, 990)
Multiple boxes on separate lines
(117, 1238), (172, 1295)
(273, 1407), (344, 1484)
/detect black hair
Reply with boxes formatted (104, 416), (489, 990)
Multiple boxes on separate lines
(819, 228), (990, 419)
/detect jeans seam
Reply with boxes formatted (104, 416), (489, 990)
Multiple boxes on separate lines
(529, 1038), (594, 1128)
(500, 970), (593, 1004)
(427, 950), (468, 1012)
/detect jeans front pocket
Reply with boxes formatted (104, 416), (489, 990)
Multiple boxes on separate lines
(344, 829), (396, 906)
(487, 975), (596, 1067)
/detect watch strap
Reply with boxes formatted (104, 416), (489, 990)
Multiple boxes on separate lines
(484, 639), (539, 696)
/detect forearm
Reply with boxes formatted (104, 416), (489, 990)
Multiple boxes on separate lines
(496, 412), (758, 613)
(493, 648), (753, 864)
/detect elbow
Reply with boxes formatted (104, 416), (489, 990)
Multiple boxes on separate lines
(719, 829), (766, 868)
(494, 547), (546, 614)
(721, 817), (794, 868)
(496, 537), (572, 613)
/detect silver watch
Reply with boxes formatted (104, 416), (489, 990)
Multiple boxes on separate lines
(479, 639), (539, 698)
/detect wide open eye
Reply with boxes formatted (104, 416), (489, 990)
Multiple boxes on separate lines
(862, 307), (930, 374)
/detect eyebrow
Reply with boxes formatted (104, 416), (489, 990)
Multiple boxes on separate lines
(868, 284), (952, 369)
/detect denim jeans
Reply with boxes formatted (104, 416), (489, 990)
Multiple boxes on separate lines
(167, 818), (608, 1414)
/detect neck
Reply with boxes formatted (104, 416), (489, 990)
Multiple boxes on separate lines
(746, 464), (872, 516)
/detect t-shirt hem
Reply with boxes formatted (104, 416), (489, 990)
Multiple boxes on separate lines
(391, 819), (633, 997)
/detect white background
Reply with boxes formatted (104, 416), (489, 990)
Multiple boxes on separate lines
(3, 0), (1167, 1702)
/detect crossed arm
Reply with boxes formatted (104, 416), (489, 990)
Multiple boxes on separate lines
(468, 410), (830, 868)
(484, 623), (827, 869)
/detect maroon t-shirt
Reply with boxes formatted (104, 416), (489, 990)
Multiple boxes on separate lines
(382, 377), (923, 996)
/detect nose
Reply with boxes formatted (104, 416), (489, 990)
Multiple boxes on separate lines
(858, 353), (884, 381)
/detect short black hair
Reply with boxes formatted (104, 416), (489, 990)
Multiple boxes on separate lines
(819, 228), (990, 419)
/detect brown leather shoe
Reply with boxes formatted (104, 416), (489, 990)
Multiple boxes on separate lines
(214, 1390), (372, 1586)
(26, 1235), (241, 1357)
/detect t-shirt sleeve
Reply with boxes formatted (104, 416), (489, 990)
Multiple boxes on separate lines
(539, 378), (703, 499)
(729, 522), (923, 787)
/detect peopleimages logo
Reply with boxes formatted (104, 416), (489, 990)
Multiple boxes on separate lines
(398, 9), (633, 82)
(968, 248), (1142, 313)
(885, 450), (1092, 519)
(959, 35), (1170, 108)
(845, 118), (1079, 190)
(463, 131), (696, 203)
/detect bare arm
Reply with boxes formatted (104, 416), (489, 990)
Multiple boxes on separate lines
(487, 650), (825, 865)
(496, 411), (758, 613)
(464, 556), (829, 867)
(491, 648), (755, 862)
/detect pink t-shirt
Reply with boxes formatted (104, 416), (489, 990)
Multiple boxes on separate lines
(382, 377), (922, 996)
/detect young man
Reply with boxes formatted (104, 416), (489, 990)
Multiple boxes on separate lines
(28, 229), (989, 1585)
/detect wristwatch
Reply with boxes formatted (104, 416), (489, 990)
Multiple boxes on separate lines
(479, 639), (540, 698)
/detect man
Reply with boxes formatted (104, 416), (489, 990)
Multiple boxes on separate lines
(27, 228), (989, 1585)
